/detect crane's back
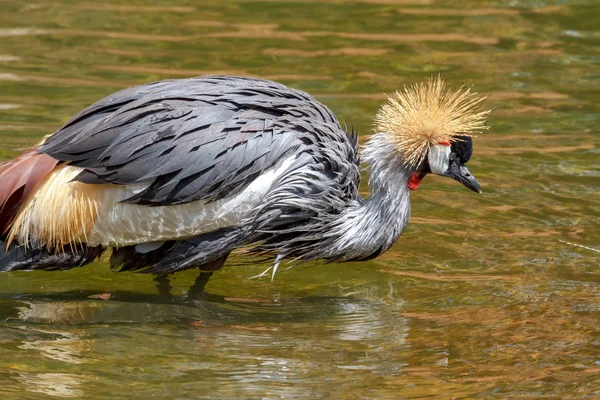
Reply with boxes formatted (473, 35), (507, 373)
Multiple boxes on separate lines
(1, 75), (361, 274)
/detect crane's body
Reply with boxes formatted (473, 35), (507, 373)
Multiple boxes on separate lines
(0, 75), (488, 283)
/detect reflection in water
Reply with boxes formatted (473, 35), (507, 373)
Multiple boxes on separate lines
(16, 301), (102, 325)
(18, 328), (88, 364)
(1, 289), (411, 396)
(7, 324), (92, 398)
(15, 373), (88, 398)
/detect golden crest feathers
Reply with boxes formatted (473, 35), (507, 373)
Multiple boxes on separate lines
(374, 76), (490, 168)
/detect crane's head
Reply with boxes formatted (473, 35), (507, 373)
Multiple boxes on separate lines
(374, 76), (489, 193)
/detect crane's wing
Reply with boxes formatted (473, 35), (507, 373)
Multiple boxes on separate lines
(40, 76), (357, 206)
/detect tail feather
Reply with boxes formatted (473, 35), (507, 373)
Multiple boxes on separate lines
(0, 240), (31, 270)
(0, 149), (58, 238)
(0, 240), (103, 272)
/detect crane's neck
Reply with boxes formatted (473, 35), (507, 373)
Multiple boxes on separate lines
(329, 133), (413, 260)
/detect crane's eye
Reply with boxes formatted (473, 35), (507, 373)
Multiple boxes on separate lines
(451, 136), (473, 164)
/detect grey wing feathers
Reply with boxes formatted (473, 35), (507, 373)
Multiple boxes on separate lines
(40, 75), (352, 206)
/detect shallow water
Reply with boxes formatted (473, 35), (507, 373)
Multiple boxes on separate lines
(0, 1), (599, 398)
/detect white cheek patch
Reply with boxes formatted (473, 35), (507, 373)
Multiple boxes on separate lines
(428, 144), (451, 175)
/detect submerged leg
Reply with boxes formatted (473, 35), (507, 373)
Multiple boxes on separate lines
(186, 253), (230, 299)
(110, 230), (242, 298)
(187, 272), (213, 298)
(153, 274), (173, 297)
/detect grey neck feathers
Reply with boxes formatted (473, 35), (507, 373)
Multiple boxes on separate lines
(328, 133), (412, 260)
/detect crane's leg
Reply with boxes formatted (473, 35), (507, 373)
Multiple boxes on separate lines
(187, 253), (229, 299)
(153, 275), (173, 297)
(112, 229), (243, 298)
(187, 272), (213, 298)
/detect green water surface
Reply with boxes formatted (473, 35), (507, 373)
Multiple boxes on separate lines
(0, 1), (599, 398)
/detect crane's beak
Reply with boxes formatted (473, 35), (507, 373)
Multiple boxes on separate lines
(427, 144), (481, 194)
(444, 159), (481, 194)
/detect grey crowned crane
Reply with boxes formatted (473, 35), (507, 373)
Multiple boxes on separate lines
(0, 75), (489, 293)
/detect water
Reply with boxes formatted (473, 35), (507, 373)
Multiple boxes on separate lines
(0, 1), (599, 398)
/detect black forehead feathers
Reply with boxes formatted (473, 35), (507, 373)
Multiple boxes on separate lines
(451, 135), (473, 164)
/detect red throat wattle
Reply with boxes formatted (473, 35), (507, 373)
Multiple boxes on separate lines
(408, 172), (422, 191)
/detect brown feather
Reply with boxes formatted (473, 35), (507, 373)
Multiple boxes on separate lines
(8, 165), (102, 250)
(0, 149), (59, 237)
